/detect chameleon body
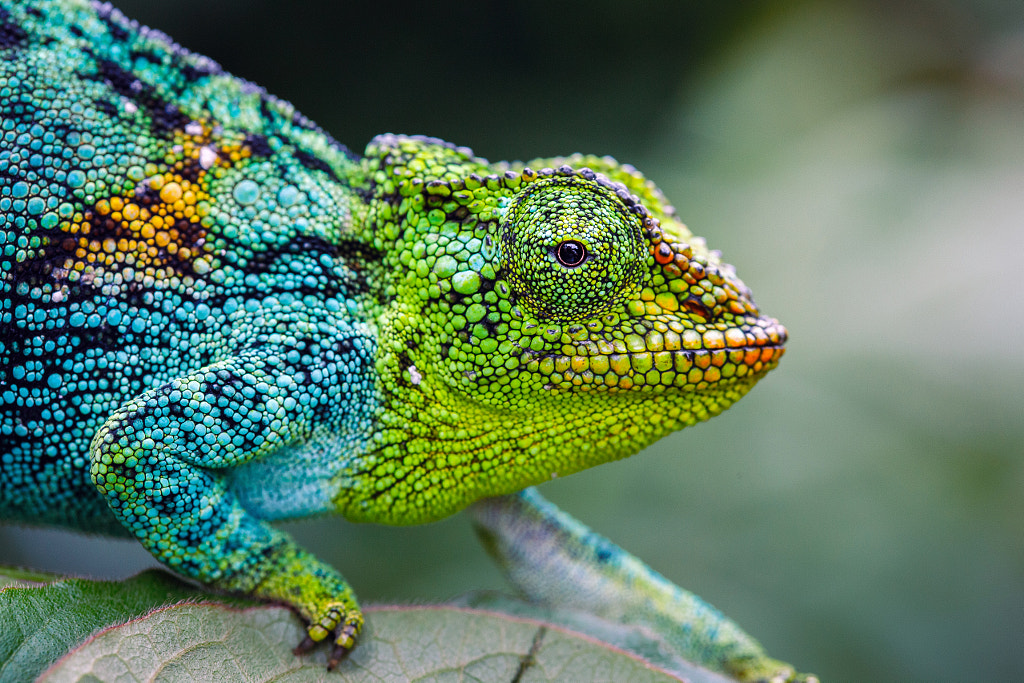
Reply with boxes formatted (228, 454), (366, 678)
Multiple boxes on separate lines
(0, 1), (807, 680)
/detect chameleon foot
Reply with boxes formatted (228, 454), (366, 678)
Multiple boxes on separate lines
(292, 606), (363, 670)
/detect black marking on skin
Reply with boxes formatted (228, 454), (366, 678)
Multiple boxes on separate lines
(180, 61), (217, 83)
(0, 7), (27, 49)
(244, 133), (274, 158)
(80, 54), (191, 135)
(118, 280), (166, 318)
(258, 95), (277, 127)
(0, 97), (30, 123)
(149, 100), (191, 134)
(91, 57), (139, 99)
(175, 153), (204, 183)
(238, 235), (368, 300)
(94, 320), (124, 352)
(352, 185), (375, 203)
(335, 238), (385, 267)
(293, 148), (341, 183)
(3, 224), (83, 292)
(458, 310), (504, 343)
(93, 98), (119, 119)
(443, 272), (499, 310)
(204, 235), (386, 311)
(447, 205), (471, 222)
(130, 49), (165, 68)
(394, 352), (414, 389)
(334, 337), (357, 356)
(95, 4), (132, 43)
(239, 237), (333, 275)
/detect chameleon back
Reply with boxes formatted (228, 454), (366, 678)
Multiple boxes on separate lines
(0, 0), (373, 530)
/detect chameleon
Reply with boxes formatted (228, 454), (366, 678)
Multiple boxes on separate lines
(0, 1), (812, 681)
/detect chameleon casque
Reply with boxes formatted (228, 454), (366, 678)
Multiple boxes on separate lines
(0, 1), (811, 680)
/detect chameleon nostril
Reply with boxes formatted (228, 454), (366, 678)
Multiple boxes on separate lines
(682, 297), (713, 320)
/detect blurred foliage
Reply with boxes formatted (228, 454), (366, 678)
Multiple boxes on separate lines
(3, 1), (1022, 680)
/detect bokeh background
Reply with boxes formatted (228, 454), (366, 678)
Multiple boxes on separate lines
(3, 1), (1022, 680)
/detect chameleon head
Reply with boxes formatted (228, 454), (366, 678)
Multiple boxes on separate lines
(352, 138), (786, 523)
(496, 168), (786, 395)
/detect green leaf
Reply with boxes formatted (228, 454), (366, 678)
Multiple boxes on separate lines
(39, 603), (692, 683)
(0, 568), (230, 682)
(0, 566), (56, 588)
(1, 567), (734, 682)
(454, 591), (735, 683)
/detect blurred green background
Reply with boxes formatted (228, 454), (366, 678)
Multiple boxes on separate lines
(3, 1), (1022, 680)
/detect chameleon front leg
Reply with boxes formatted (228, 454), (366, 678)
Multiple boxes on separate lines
(470, 488), (817, 683)
(89, 347), (361, 667)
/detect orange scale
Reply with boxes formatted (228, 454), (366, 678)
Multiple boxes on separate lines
(654, 242), (675, 265)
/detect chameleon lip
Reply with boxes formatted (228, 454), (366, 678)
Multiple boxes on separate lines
(532, 344), (786, 391)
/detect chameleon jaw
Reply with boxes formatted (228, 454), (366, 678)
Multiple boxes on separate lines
(518, 316), (788, 393)
(531, 343), (785, 393)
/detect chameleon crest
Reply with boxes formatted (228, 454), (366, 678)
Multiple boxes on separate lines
(0, 2), (806, 680)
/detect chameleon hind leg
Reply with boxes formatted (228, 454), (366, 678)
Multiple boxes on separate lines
(470, 488), (817, 683)
(89, 346), (362, 667)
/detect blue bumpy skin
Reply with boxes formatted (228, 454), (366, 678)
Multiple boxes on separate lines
(0, 1), (811, 680)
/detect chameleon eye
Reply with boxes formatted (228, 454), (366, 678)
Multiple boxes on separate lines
(501, 176), (644, 323)
(555, 240), (586, 267)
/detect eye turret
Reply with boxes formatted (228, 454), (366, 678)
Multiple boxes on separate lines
(500, 176), (645, 323)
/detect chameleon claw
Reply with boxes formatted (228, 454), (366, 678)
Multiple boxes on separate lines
(327, 642), (353, 671)
(328, 615), (361, 669)
(292, 634), (318, 656)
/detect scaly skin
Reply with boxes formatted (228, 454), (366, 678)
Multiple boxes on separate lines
(0, 1), (807, 680)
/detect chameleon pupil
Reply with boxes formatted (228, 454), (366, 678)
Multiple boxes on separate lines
(556, 240), (586, 267)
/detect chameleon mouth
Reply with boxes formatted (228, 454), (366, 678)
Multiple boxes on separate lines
(536, 344), (786, 391)
(522, 317), (788, 391)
